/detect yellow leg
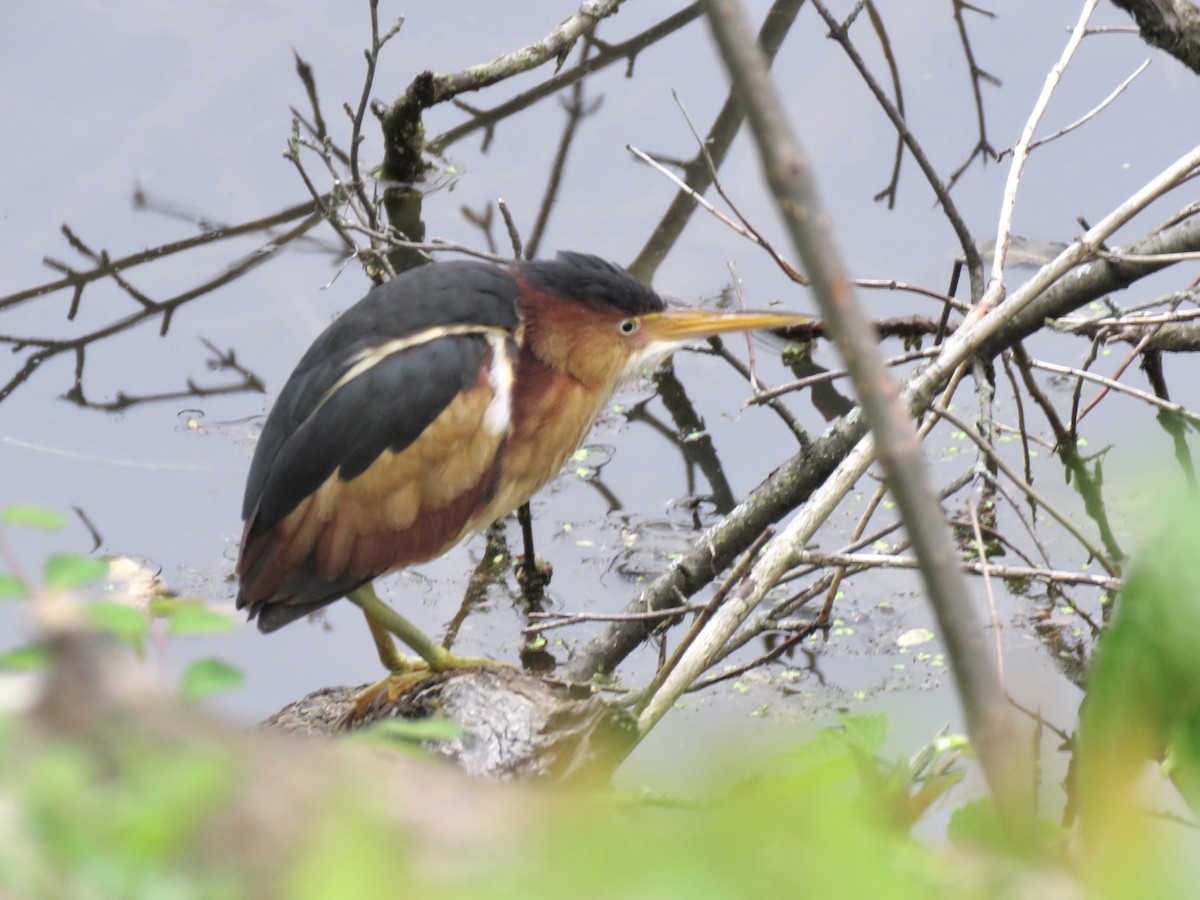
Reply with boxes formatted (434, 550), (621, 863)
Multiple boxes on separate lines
(348, 583), (496, 671)
(362, 608), (418, 673)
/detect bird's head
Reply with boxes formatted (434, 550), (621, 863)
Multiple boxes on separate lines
(513, 252), (811, 389)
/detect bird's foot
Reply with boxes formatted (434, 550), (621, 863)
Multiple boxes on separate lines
(337, 655), (510, 729)
(339, 669), (431, 729)
(515, 554), (553, 602)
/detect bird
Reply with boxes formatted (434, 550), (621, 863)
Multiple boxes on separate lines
(236, 251), (810, 677)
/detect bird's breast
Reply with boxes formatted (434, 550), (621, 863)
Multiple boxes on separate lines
(475, 354), (610, 528)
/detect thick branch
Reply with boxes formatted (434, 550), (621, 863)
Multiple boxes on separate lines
(428, 5), (703, 154)
(562, 414), (864, 681)
(382, 0), (626, 175)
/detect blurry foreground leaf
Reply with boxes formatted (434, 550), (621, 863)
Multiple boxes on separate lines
(14, 734), (235, 897)
(351, 716), (465, 746)
(84, 600), (148, 648)
(948, 798), (1007, 849)
(838, 712), (889, 754)
(179, 657), (244, 702)
(1077, 495), (1200, 894)
(0, 573), (29, 599)
(44, 554), (109, 591)
(0, 642), (49, 671)
(288, 795), (417, 900)
(2, 505), (67, 531)
(949, 798), (1065, 854)
(154, 601), (237, 637)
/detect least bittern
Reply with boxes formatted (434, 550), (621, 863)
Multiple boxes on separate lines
(236, 252), (808, 674)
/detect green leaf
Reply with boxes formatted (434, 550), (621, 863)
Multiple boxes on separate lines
(355, 716), (465, 745)
(44, 554), (109, 590)
(160, 603), (237, 637)
(838, 713), (889, 754)
(947, 798), (1064, 853)
(2, 505), (66, 531)
(84, 600), (148, 646)
(947, 798), (1005, 848)
(0, 642), (49, 670)
(0, 573), (30, 600)
(1078, 496), (1200, 835)
(180, 657), (244, 702)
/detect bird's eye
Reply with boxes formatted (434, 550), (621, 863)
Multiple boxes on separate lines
(618, 319), (639, 336)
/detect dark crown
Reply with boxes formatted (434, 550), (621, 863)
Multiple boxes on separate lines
(517, 252), (665, 316)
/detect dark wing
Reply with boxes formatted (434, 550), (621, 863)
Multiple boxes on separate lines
(237, 261), (520, 631)
(241, 261), (519, 525)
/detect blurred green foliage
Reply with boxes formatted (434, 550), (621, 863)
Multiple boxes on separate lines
(0, 726), (237, 898)
(3, 498), (1200, 897)
(1077, 496), (1200, 896)
(0, 505), (243, 704)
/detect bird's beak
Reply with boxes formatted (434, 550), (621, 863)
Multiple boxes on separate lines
(639, 309), (812, 345)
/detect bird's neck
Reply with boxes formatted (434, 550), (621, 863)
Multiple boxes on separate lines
(473, 343), (612, 523)
(515, 284), (626, 391)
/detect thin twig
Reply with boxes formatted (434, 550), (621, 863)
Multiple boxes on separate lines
(349, 3), (404, 231)
(788, 549), (1121, 592)
(999, 351), (1035, 485)
(429, 4), (704, 154)
(634, 526), (775, 712)
(0, 201), (319, 314)
(628, 0), (805, 280)
(864, 2), (907, 208)
(525, 604), (710, 634)
(525, 60), (601, 259)
(810, 0), (985, 299)
(383, 0), (627, 172)
(1, 212), (324, 405)
(946, 0), (1000, 190)
(978, 469), (1054, 569)
(929, 405), (1118, 577)
(1000, 59), (1150, 159)
(987, 0), (1100, 302)
(969, 498), (1006, 687)
(1027, 357), (1200, 426)
(746, 348), (940, 404)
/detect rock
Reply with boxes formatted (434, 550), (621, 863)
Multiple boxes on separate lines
(264, 666), (637, 784)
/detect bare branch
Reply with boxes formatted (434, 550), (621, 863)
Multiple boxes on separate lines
(787, 549), (1122, 591)
(810, 0), (986, 299)
(946, 0), (1001, 189)
(0, 201), (319, 314)
(1025, 357), (1200, 426)
(929, 404), (1119, 576)
(640, 0), (1034, 833)
(382, 0), (628, 175)
(999, 59), (1151, 159)
(628, 0), (805, 280)
(987, 0), (1100, 302)
(428, 5), (704, 154)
